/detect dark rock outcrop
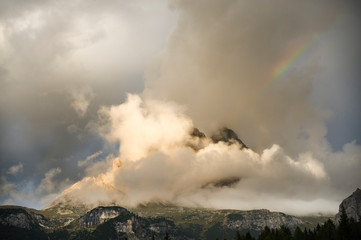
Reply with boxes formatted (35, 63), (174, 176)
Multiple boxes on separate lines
(202, 176), (241, 188)
(211, 127), (248, 149)
(191, 128), (206, 139)
(335, 188), (361, 223)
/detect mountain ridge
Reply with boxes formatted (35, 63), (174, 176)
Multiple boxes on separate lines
(0, 201), (334, 240)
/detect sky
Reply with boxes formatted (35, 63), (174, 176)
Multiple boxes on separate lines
(0, 0), (361, 215)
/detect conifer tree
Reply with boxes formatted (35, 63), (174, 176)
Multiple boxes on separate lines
(293, 226), (305, 240)
(258, 226), (271, 240)
(245, 231), (253, 240)
(235, 230), (242, 240)
(337, 206), (350, 240)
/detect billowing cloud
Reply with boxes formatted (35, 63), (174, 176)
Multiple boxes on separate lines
(52, 94), (361, 215)
(97, 94), (193, 161)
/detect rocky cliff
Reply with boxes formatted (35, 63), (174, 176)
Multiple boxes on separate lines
(223, 209), (303, 231)
(335, 188), (361, 223)
(77, 205), (193, 240)
(78, 206), (127, 228)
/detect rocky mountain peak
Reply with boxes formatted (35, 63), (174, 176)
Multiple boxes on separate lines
(190, 128), (206, 138)
(188, 127), (248, 151)
(211, 127), (248, 149)
(335, 188), (361, 223)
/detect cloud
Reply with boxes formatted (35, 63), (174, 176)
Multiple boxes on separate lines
(78, 151), (103, 167)
(0, 177), (17, 198)
(0, 0), (360, 213)
(0, 166), (73, 208)
(52, 94), (361, 215)
(37, 168), (71, 196)
(7, 163), (23, 175)
(70, 87), (94, 118)
(0, 0), (176, 208)
(36, 168), (62, 194)
(145, 0), (358, 155)
(97, 94), (193, 162)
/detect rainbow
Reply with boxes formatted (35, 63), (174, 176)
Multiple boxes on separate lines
(270, 37), (315, 85)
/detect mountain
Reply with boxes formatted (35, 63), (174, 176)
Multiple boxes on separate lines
(131, 202), (324, 239)
(335, 188), (361, 223)
(210, 127), (248, 149)
(0, 206), (47, 229)
(0, 206), (49, 240)
(188, 127), (248, 151)
(68, 206), (191, 240)
(0, 205), (192, 240)
(0, 201), (329, 240)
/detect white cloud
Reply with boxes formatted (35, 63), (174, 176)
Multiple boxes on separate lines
(98, 94), (193, 162)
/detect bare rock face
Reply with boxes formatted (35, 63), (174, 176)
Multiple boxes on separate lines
(223, 209), (304, 231)
(78, 206), (193, 240)
(335, 188), (361, 223)
(79, 206), (127, 228)
(77, 206), (192, 239)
